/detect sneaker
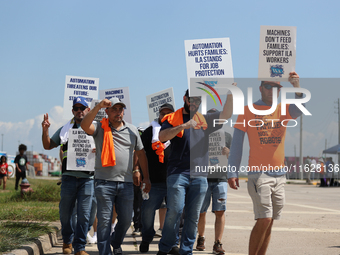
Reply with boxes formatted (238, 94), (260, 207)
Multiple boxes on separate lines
(213, 240), (225, 255)
(196, 236), (205, 251)
(62, 243), (72, 254)
(86, 233), (93, 244)
(111, 223), (116, 235)
(168, 246), (180, 255)
(113, 247), (123, 255)
(139, 241), (149, 253)
(154, 228), (162, 237)
(88, 232), (97, 244)
(132, 228), (141, 236)
(156, 252), (167, 255)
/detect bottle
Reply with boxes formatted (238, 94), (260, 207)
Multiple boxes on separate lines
(141, 183), (149, 200)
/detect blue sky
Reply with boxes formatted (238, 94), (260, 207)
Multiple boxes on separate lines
(0, 0), (339, 164)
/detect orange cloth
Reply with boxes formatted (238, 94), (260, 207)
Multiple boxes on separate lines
(161, 107), (208, 138)
(152, 141), (165, 163)
(234, 103), (293, 171)
(100, 118), (116, 167)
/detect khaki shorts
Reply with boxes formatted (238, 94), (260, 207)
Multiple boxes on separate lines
(247, 173), (286, 220)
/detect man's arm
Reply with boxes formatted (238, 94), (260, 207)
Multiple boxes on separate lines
(287, 72), (307, 119)
(132, 151), (141, 187)
(288, 71), (301, 97)
(81, 99), (111, 135)
(42, 113), (58, 150)
(159, 120), (195, 142)
(219, 83), (236, 120)
(227, 128), (245, 190)
(135, 149), (151, 193)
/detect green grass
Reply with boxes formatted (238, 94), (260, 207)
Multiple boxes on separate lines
(0, 222), (55, 254)
(0, 177), (60, 254)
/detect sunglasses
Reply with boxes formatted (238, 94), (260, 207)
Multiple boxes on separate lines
(188, 97), (202, 105)
(262, 84), (281, 90)
(73, 106), (87, 111)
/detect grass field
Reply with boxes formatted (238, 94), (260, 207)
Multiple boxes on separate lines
(0, 177), (60, 254)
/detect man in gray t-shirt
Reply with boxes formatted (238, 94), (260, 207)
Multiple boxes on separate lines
(81, 97), (151, 255)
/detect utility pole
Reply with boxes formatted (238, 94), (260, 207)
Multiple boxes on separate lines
(300, 115), (303, 180)
(338, 99), (340, 145)
(335, 99), (340, 165)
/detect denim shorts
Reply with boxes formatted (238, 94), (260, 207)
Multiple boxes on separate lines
(200, 181), (228, 213)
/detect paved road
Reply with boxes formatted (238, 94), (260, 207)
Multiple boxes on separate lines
(45, 180), (340, 255)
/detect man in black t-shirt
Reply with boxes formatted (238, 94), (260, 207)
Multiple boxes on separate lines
(139, 103), (174, 253)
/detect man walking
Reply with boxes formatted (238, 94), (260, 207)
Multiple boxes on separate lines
(227, 72), (304, 255)
(139, 103), (174, 253)
(81, 97), (151, 255)
(42, 96), (94, 255)
(157, 88), (233, 255)
(196, 108), (232, 254)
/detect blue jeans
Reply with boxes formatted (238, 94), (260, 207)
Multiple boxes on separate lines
(159, 174), (208, 255)
(89, 193), (97, 231)
(59, 175), (94, 253)
(141, 182), (167, 243)
(95, 180), (134, 255)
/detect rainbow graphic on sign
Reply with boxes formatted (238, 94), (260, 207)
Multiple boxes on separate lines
(196, 81), (222, 106)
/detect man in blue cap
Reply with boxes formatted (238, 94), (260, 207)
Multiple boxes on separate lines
(42, 96), (94, 255)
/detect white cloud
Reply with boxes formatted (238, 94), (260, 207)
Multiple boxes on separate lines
(0, 106), (64, 159)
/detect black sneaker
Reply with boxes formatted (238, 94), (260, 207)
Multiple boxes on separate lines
(156, 251), (167, 255)
(168, 246), (180, 255)
(113, 247), (123, 255)
(196, 235), (205, 251)
(139, 241), (149, 253)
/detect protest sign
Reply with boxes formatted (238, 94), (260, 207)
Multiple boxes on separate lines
(209, 129), (228, 167)
(185, 38), (234, 113)
(185, 38), (233, 86)
(99, 87), (132, 123)
(258, 26), (297, 80)
(90, 99), (107, 122)
(66, 129), (95, 171)
(63, 75), (99, 120)
(146, 88), (175, 123)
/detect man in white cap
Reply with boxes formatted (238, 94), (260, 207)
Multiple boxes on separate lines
(81, 97), (151, 255)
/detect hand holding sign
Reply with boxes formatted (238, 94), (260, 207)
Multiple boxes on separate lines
(288, 71), (300, 88)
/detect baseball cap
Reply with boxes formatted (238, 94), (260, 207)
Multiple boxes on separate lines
(159, 103), (174, 113)
(73, 96), (89, 107)
(109, 97), (126, 108)
(207, 108), (218, 113)
(261, 81), (282, 88)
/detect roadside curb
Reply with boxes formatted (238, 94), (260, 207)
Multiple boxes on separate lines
(3, 223), (61, 255)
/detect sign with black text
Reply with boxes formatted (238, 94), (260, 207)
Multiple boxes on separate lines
(63, 75), (99, 120)
(146, 88), (175, 123)
(66, 129), (95, 171)
(258, 26), (297, 81)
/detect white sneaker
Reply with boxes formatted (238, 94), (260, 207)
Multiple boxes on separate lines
(154, 228), (162, 237)
(111, 223), (116, 235)
(87, 232), (97, 244)
(87, 232), (94, 244)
